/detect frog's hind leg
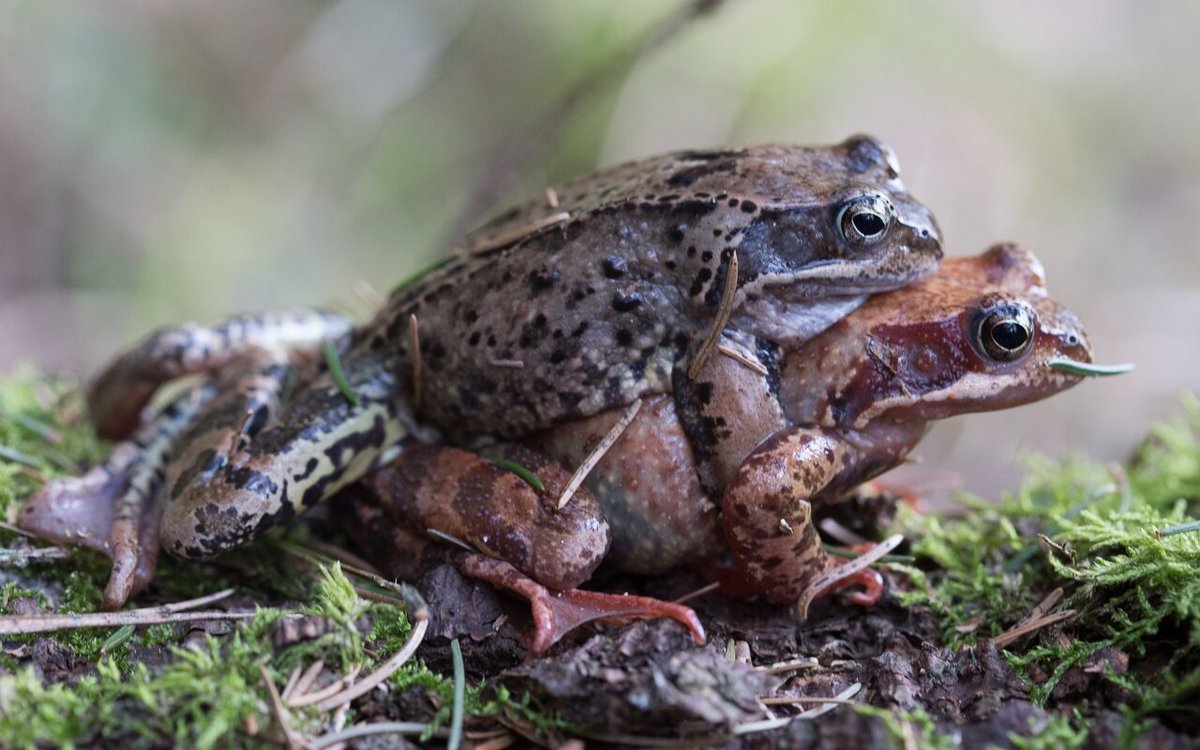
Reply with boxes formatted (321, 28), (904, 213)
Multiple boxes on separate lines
(20, 382), (218, 608)
(89, 309), (354, 439)
(361, 442), (704, 656)
(159, 348), (423, 561)
(457, 553), (705, 657)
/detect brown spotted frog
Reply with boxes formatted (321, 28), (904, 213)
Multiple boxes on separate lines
(21, 136), (943, 608)
(353, 244), (1125, 654)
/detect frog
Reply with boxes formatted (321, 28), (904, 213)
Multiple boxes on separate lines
(20, 135), (943, 609)
(350, 243), (1125, 655)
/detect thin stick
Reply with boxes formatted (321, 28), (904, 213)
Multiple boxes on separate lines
(409, 313), (422, 411)
(467, 212), (571, 256)
(796, 682), (861, 720)
(280, 666), (303, 703)
(0, 546), (70, 564)
(0, 609), (255, 636)
(316, 616), (429, 712)
(1028, 587), (1064, 621)
(310, 723), (448, 750)
(290, 660), (326, 703)
(475, 734), (517, 750)
(544, 187), (560, 208)
(0, 521), (37, 538)
(289, 666), (362, 708)
(756, 657), (819, 675)
(557, 398), (643, 510)
(672, 581), (720, 605)
(427, 528), (476, 552)
(0, 587), (242, 635)
(760, 696), (856, 706)
(258, 664), (304, 750)
(716, 343), (768, 375)
(687, 250), (738, 380)
(159, 588), (237, 613)
(992, 609), (1076, 649)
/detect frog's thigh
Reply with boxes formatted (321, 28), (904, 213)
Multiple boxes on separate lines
(159, 350), (406, 560)
(366, 442), (611, 591)
(90, 309), (354, 439)
(722, 426), (847, 603)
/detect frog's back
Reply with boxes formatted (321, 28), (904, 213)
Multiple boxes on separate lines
(460, 139), (904, 252)
(367, 137), (924, 439)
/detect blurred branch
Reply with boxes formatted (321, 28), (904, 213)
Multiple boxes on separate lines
(444, 0), (733, 244)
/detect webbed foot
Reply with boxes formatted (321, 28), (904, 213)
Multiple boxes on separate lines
(458, 553), (705, 656)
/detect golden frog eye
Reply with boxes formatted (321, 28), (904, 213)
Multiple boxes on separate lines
(837, 193), (894, 245)
(976, 303), (1035, 362)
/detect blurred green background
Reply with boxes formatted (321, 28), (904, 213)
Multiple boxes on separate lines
(1, 0), (1196, 499)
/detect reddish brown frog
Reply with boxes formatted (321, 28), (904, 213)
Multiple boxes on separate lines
(357, 243), (1123, 654)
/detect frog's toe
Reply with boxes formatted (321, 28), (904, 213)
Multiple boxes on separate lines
(20, 468), (162, 609)
(795, 534), (903, 619)
(458, 553), (705, 657)
(103, 515), (162, 609)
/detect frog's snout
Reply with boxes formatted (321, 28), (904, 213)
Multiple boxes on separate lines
(1055, 318), (1092, 366)
(895, 196), (943, 261)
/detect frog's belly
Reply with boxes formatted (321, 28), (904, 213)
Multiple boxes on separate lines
(536, 394), (721, 574)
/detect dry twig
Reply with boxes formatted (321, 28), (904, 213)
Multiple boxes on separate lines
(557, 398), (643, 510)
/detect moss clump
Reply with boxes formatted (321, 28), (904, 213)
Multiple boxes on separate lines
(892, 395), (1200, 741)
(0, 371), (105, 523)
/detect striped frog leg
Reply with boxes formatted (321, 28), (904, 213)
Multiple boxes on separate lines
(88, 309), (354, 440)
(20, 380), (218, 608)
(158, 346), (436, 562)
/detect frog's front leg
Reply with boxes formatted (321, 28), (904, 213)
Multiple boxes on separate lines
(673, 331), (787, 496)
(89, 309), (354, 439)
(715, 426), (903, 617)
(159, 347), (424, 561)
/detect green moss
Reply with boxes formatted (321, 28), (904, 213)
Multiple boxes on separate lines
(891, 395), (1200, 738)
(1006, 711), (1088, 750)
(854, 706), (958, 750)
(0, 372), (105, 521)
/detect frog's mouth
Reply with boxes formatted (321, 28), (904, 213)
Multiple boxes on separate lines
(1046, 359), (1134, 377)
(751, 261), (935, 299)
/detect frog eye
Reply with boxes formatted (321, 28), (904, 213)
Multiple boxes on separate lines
(837, 194), (894, 245)
(976, 304), (1035, 362)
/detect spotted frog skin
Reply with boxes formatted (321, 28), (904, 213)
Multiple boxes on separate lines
(357, 244), (1097, 652)
(21, 136), (942, 608)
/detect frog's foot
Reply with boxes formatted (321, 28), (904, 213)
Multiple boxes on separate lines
(795, 534), (903, 620)
(20, 461), (162, 609)
(21, 384), (217, 608)
(457, 553), (705, 657)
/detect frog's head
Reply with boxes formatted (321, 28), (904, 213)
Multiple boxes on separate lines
(733, 134), (943, 302)
(788, 243), (1128, 429)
